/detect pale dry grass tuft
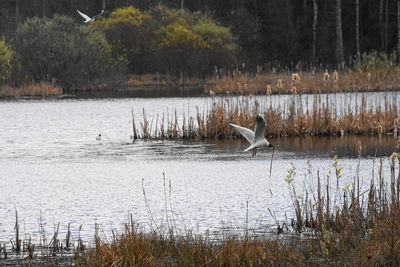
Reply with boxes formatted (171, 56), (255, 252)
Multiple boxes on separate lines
(130, 96), (399, 140)
(205, 69), (400, 95)
(0, 83), (63, 97)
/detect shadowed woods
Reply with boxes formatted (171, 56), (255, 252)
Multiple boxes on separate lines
(0, 2), (400, 95)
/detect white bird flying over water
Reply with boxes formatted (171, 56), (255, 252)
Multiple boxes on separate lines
(229, 114), (275, 179)
(76, 9), (104, 23)
(229, 114), (274, 156)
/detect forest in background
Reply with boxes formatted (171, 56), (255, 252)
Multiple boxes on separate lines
(0, 0), (399, 90)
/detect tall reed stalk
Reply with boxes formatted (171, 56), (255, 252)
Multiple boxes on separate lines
(205, 70), (400, 95)
(130, 95), (398, 140)
(78, 154), (400, 266)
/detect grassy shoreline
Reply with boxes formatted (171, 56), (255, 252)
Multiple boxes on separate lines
(1, 155), (400, 265)
(129, 95), (399, 140)
(1, 67), (400, 99)
(78, 153), (400, 266)
(205, 69), (400, 96)
(0, 82), (63, 98)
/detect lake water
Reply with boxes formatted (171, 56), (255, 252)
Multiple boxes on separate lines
(0, 94), (398, 243)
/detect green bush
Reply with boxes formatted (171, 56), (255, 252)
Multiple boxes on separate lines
(0, 40), (13, 82)
(93, 6), (149, 73)
(94, 5), (237, 78)
(355, 51), (398, 79)
(156, 12), (237, 77)
(192, 19), (237, 75)
(13, 16), (115, 88)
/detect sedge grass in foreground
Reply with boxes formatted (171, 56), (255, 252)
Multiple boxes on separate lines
(78, 153), (400, 266)
(2, 154), (400, 266)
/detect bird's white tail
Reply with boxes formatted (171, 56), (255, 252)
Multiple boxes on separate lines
(244, 144), (256, 152)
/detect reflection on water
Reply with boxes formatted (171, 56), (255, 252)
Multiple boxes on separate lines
(271, 135), (397, 158)
(0, 96), (399, 243)
(70, 86), (205, 99)
(0, 136), (397, 243)
(172, 135), (397, 160)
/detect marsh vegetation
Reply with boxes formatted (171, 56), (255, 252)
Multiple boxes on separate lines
(2, 153), (400, 266)
(1, 1), (400, 266)
(129, 93), (399, 140)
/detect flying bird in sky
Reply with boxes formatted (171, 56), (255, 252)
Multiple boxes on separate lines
(76, 9), (104, 23)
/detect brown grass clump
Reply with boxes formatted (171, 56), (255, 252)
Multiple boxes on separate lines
(79, 224), (306, 266)
(79, 214), (400, 266)
(131, 96), (399, 140)
(0, 82), (63, 97)
(5, 156), (400, 265)
(205, 69), (400, 95)
(126, 73), (205, 90)
(286, 153), (400, 265)
(77, 155), (400, 266)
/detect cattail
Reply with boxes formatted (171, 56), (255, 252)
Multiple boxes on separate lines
(266, 85), (272, 95)
(277, 79), (283, 89)
(357, 141), (363, 156)
(394, 118), (400, 137)
(390, 152), (397, 204)
(333, 84), (339, 91)
(390, 152), (397, 168)
(378, 125), (383, 135)
(292, 73), (301, 84)
(333, 70), (339, 82)
(323, 70), (330, 81)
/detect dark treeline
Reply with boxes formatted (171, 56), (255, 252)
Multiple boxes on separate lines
(0, 0), (399, 79)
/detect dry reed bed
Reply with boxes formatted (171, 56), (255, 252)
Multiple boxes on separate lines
(127, 73), (205, 87)
(205, 70), (400, 95)
(77, 153), (400, 266)
(79, 226), (305, 266)
(3, 155), (400, 265)
(132, 96), (400, 139)
(0, 83), (63, 97)
(284, 152), (400, 265)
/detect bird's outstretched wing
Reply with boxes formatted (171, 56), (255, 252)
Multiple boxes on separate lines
(77, 10), (91, 21)
(244, 143), (257, 152)
(229, 123), (254, 144)
(93, 10), (104, 19)
(254, 116), (266, 142)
